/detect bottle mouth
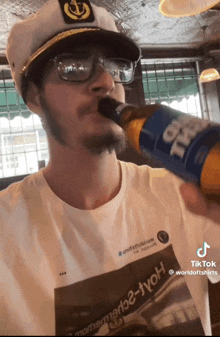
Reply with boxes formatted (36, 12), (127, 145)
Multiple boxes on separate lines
(98, 96), (122, 121)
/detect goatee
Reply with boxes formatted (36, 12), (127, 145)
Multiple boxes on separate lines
(39, 93), (127, 155)
(82, 131), (127, 155)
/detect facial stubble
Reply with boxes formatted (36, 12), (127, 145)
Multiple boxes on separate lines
(39, 93), (127, 155)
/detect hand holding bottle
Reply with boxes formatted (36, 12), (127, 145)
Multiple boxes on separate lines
(179, 182), (220, 225)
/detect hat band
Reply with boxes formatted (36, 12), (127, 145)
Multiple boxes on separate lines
(21, 27), (100, 76)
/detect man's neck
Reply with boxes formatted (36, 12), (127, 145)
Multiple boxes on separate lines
(42, 150), (122, 210)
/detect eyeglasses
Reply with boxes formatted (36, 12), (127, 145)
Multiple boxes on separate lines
(52, 53), (136, 84)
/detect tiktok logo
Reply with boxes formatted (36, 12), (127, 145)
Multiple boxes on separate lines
(196, 242), (210, 258)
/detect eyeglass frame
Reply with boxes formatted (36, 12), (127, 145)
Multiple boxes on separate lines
(49, 52), (137, 84)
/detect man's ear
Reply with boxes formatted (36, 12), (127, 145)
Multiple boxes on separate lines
(25, 82), (43, 116)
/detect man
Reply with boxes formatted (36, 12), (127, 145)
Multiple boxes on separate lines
(1, 0), (220, 336)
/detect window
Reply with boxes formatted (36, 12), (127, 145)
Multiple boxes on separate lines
(0, 67), (49, 178)
(141, 58), (202, 118)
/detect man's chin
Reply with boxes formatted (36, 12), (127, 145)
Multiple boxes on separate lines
(82, 131), (127, 156)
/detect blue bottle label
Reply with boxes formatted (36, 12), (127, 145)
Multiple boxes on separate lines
(139, 106), (220, 184)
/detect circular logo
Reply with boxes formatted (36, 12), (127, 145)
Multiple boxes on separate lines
(157, 231), (169, 244)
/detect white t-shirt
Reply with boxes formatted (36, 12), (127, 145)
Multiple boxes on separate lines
(1, 161), (220, 336)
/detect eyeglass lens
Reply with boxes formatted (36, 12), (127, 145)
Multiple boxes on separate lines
(56, 54), (134, 83)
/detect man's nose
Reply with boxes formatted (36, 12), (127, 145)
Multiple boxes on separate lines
(88, 64), (115, 96)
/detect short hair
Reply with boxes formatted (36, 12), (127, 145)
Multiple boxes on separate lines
(21, 55), (55, 104)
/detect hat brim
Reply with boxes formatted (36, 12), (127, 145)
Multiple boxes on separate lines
(22, 28), (141, 77)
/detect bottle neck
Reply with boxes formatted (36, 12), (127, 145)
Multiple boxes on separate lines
(120, 103), (161, 128)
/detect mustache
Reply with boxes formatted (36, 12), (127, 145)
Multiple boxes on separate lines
(78, 96), (115, 119)
(78, 103), (99, 118)
(78, 104), (98, 118)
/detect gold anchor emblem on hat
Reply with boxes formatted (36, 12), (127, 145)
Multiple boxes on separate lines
(64, 0), (90, 20)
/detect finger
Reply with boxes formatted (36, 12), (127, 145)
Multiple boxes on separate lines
(204, 193), (220, 205)
(179, 183), (208, 217)
(205, 202), (220, 225)
(180, 183), (220, 224)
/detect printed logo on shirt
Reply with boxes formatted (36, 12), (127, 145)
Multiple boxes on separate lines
(157, 231), (169, 244)
(119, 238), (157, 257)
(55, 245), (205, 336)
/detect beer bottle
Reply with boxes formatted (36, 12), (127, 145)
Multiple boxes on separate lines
(98, 97), (220, 195)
